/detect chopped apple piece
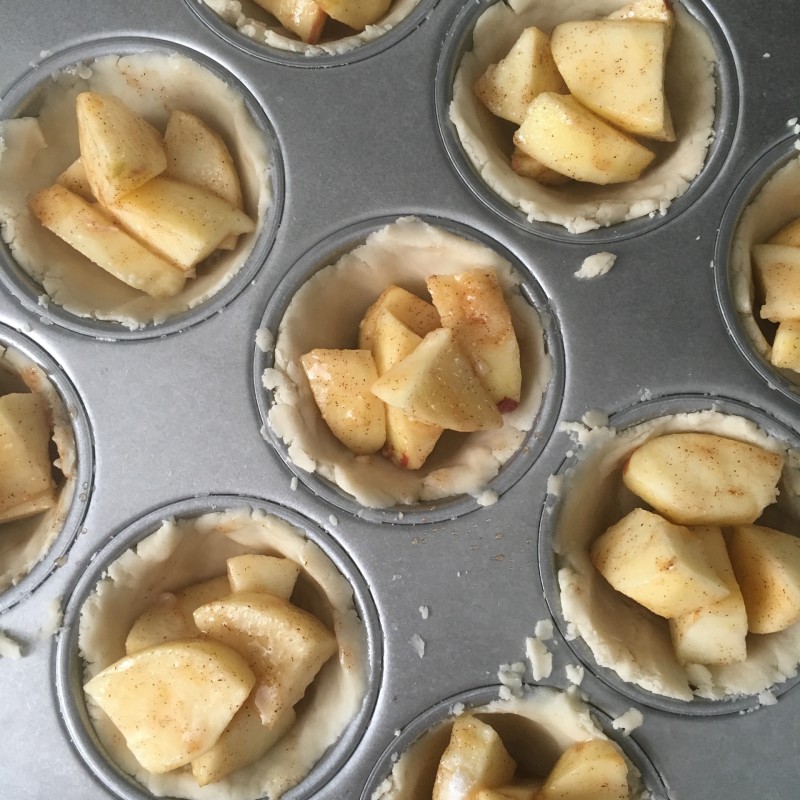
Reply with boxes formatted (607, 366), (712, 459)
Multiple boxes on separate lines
(371, 328), (502, 432)
(590, 508), (730, 618)
(226, 554), (301, 598)
(510, 148), (571, 186)
(728, 524), (800, 634)
(301, 348), (386, 455)
(607, 0), (675, 36)
(125, 575), (230, 654)
(771, 319), (800, 371)
(370, 309), (442, 469)
(358, 285), (440, 352)
(432, 716), (517, 800)
(28, 184), (186, 298)
(84, 639), (255, 774)
(0, 393), (55, 521)
(514, 93), (655, 185)
(668, 526), (748, 665)
(56, 158), (94, 201)
(474, 27), (565, 125)
(475, 782), (542, 800)
(427, 268), (521, 410)
(193, 591), (337, 727)
(314, 0), (390, 30)
(253, 0), (328, 43)
(752, 243), (800, 322)
(191, 698), (295, 786)
(538, 740), (628, 800)
(622, 432), (784, 526)
(76, 91), (166, 205)
(107, 176), (254, 272)
(769, 216), (800, 247)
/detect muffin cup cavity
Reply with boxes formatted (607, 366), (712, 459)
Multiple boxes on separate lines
(55, 495), (381, 800)
(254, 214), (565, 525)
(0, 37), (283, 339)
(361, 684), (667, 800)
(0, 325), (93, 613)
(435, 0), (738, 241)
(183, 0), (435, 67)
(539, 394), (800, 715)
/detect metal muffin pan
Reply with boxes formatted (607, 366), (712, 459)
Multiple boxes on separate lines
(0, 1), (799, 798)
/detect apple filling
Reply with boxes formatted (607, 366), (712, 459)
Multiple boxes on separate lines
(554, 410), (800, 701)
(0, 51), (272, 329)
(79, 507), (367, 800)
(450, 0), (717, 232)
(263, 217), (552, 509)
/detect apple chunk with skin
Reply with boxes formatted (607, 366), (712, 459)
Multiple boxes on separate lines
(76, 92), (167, 206)
(252, 0), (328, 43)
(432, 715), (517, 800)
(358, 284), (440, 352)
(0, 393), (56, 523)
(474, 27), (565, 125)
(427, 268), (522, 411)
(226, 554), (301, 598)
(301, 348), (386, 455)
(551, 20), (674, 142)
(28, 184), (186, 298)
(84, 639), (255, 774)
(590, 508), (730, 618)
(622, 432), (784, 526)
(728, 524), (800, 634)
(514, 93), (655, 185)
(193, 591), (337, 727)
(538, 740), (628, 800)
(314, 0), (390, 30)
(752, 244), (800, 322)
(668, 526), (748, 665)
(371, 327), (502, 432)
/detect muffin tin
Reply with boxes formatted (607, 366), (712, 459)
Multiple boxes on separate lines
(1, 1), (799, 798)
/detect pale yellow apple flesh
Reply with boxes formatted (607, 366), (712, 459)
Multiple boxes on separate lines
(769, 216), (800, 247)
(510, 148), (570, 186)
(56, 158), (94, 201)
(607, 0), (675, 36)
(313, 0), (390, 30)
(590, 508), (730, 618)
(752, 243), (800, 322)
(475, 781), (542, 800)
(771, 320), (800, 371)
(621, 432), (784, 526)
(226, 554), (301, 598)
(538, 739), (628, 800)
(358, 284), (440, 352)
(252, 0), (328, 43)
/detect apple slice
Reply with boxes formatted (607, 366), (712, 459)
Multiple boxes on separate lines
(76, 91), (166, 205)
(510, 148), (570, 186)
(607, 0), (675, 33)
(474, 27), (565, 125)
(590, 508), (730, 618)
(475, 782), (542, 800)
(226, 554), (301, 598)
(253, 0), (328, 42)
(301, 348), (386, 455)
(191, 697), (295, 786)
(313, 0), (390, 30)
(125, 575), (231, 654)
(514, 93), (655, 185)
(769, 216), (800, 247)
(622, 432), (784, 526)
(371, 327), (502, 432)
(358, 285), (440, 352)
(84, 639), (255, 774)
(728, 524), (800, 634)
(28, 184), (186, 298)
(668, 526), (748, 665)
(432, 716), (517, 800)
(0, 393), (55, 521)
(538, 740), (628, 800)
(193, 591), (337, 727)
(771, 320), (800, 371)
(427, 268), (521, 411)
(752, 243), (800, 322)
(56, 158), (94, 201)
(107, 176), (255, 272)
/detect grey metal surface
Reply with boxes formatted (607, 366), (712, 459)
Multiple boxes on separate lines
(0, 1), (798, 799)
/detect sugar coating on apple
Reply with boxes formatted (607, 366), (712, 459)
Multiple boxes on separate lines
(622, 432), (784, 526)
(358, 284), (440, 352)
(752, 243), (800, 323)
(537, 739), (629, 800)
(590, 508), (730, 619)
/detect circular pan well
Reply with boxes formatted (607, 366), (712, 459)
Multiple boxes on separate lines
(435, 0), (738, 243)
(182, 0), (436, 68)
(0, 324), (94, 614)
(539, 393), (800, 716)
(254, 214), (565, 525)
(360, 684), (668, 800)
(0, 36), (284, 340)
(715, 136), (800, 404)
(54, 494), (381, 800)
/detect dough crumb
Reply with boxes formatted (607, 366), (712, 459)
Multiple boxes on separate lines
(758, 690), (778, 707)
(612, 707), (644, 735)
(451, 702), (466, 716)
(419, 605), (430, 620)
(498, 661), (526, 698)
(546, 473), (564, 497)
(477, 489), (498, 507)
(575, 252), (617, 280)
(0, 630), (22, 659)
(255, 328), (274, 352)
(787, 117), (798, 126)
(39, 597), (63, 639)
(409, 633), (425, 658)
(581, 409), (609, 429)
(525, 636), (553, 680)
(328, 514), (338, 527)
(534, 619), (554, 640)
(565, 664), (585, 685)
(290, 476), (298, 491)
